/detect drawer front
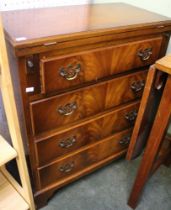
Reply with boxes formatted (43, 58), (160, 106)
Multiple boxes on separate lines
(31, 71), (146, 135)
(36, 101), (139, 166)
(38, 128), (132, 188)
(40, 37), (162, 93)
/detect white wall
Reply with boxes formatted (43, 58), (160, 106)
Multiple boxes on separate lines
(0, 0), (91, 10)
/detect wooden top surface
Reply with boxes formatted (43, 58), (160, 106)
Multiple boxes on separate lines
(0, 135), (17, 166)
(1, 3), (171, 48)
(0, 171), (29, 210)
(155, 54), (171, 74)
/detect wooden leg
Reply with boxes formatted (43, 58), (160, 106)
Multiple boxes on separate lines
(163, 136), (171, 167)
(128, 75), (171, 209)
(164, 151), (171, 167)
(34, 189), (55, 209)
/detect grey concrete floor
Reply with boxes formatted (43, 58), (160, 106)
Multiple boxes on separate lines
(40, 157), (171, 210)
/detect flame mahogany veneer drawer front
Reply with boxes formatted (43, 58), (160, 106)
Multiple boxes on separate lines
(38, 128), (132, 188)
(30, 70), (147, 135)
(35, 101), (139, 166)
(40, 37), (162, 94)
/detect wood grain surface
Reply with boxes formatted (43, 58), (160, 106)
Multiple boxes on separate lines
(38, 128), (132, 188)
(40, 37), (161, 94)
(35, 101), (140, 166)
(30, 71), (145, 135)
(2, 3), (171, 48)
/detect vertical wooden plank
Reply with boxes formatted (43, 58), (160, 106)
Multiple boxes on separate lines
(128, 75), (171, 209)
(0, 15), (35, 210)
(126, 66), (165, 160)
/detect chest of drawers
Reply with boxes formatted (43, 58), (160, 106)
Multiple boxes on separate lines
(2, 3), (171, 208)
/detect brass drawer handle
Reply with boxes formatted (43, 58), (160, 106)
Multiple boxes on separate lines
(59, 136), (76, 148)
(119, 136), (131, 146)
(138, 48), (152, 61)
(131, 80), (145, 93)
(58, 102), (77, 116)
(125, 110), (137, 123)
(59, 161), (75, 173)
(59, 63), (81, 81)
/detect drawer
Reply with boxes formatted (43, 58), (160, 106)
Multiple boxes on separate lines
(38, 128), (132, 188)
(40, 37), (162, 94)
(35, 101), (139, 166)
(30, 71), (146, 135)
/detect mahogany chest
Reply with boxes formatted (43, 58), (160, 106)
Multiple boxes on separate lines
(2, 3), (171, 208)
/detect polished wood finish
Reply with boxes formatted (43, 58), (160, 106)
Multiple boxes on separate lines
(2, 3), (171, 50)
(40, 38), (161, 93)
(30, 71), (146, 135)
(35, 147), (128, 209)
(38, 128), (132, 188)
(2, 3), (171, 209)
(127, 56), (171, 208)
(35, 101), (139, 166)
(155, 54), (171, 74)
(33, 100), (140, 143)
(126, 66), (164, 159)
